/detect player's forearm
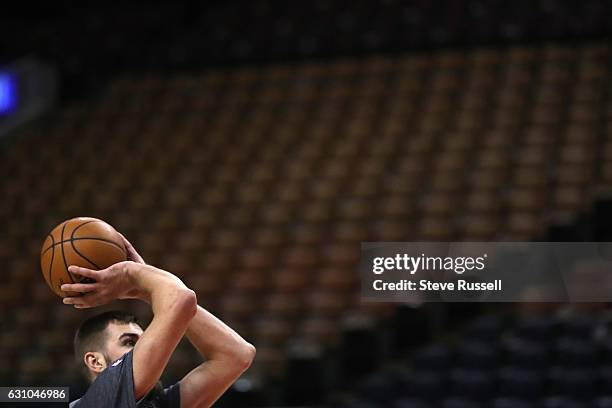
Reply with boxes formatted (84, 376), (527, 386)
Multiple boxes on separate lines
(125, 263), (197, 399)
(127, 263), (197, 318)
(186, 306), (256, 368)
(175, 303), (254, 407)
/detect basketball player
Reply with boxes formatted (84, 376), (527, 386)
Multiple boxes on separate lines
(62, 235), (256, 407)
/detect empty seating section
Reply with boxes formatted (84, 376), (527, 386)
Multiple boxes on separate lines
(0, 42), (610, 387)
(354, 315), (612, 407)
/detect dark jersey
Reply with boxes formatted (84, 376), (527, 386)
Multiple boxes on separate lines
(69, 350), (180, 408)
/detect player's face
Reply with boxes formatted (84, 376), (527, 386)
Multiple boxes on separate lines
(103, 321), (144, 364)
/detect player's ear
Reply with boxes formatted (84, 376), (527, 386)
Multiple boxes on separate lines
(84, 351), (107, 374)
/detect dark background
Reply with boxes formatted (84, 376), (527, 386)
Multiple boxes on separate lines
(1, 1), (612, 407)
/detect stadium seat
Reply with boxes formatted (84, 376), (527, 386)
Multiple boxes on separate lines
(503, 337), (551, 369)
(455, 340), (500, 369)
(492, 397), (536, 408)
(541, 395), (589, 408)
(498, 366), (545, 399)
(450, 368), (495, 399)
(405, 370), (448, 399)
(441, 397), (484, 408)
(555, 337), (598, 366)
(548, 366), (598, 398)
(392, 397), (433, 408)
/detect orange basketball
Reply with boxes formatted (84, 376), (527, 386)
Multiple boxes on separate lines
(40, 217), (127, 298)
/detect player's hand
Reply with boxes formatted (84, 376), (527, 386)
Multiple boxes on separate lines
(118, 232), (146, 264)
(61, 261), (143, 308)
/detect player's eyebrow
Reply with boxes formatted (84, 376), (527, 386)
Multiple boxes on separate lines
(119, 332), (140, 342)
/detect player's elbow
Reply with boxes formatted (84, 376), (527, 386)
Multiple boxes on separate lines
(171, 287), (198, 322)
(233, 342), (256, 372)
(180, 288), (198, 318)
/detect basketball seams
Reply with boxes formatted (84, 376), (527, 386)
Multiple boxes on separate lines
(40, 235), (52, 256)
(70, 224), (103, 270)
(77, 219), (127, 258)
(40, 236), (128, 256)
(72, 219), (127, 259)
(40, 218), (97, 254)
(69, 241), (101, 270)
(72, 240), (127, 270)
(70, 219), (98, 236)
(60, 221), (77, 284)
(47, 233), (55, 293)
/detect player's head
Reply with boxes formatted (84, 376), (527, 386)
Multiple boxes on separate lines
(74, 310), (143, 382)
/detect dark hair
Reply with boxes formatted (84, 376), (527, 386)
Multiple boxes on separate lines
(74, 310), (139, 377)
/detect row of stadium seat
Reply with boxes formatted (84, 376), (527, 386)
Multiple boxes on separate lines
(0, 41), (610, 388)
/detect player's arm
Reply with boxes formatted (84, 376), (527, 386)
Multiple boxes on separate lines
(62, 262), (198, 400)
(119, 234), (255, 406)
(127, 263), (198, 400)
(179, 306), (256, 408)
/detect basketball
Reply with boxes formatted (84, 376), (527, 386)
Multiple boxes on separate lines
(40, 217), (128, 298)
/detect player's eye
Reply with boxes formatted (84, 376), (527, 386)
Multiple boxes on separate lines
(123, 339), (136, 346)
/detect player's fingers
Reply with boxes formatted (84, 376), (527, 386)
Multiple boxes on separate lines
(62, 296), (80, 305)
(78, 290), (108, 307)
(64, 295), (97, 308)
(118, 232), (145, 264)
(63, 295), (93, 305)
(60, 283), (98, 293)
(75, 303), (95, 309)
(68, 265), (99, 280)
